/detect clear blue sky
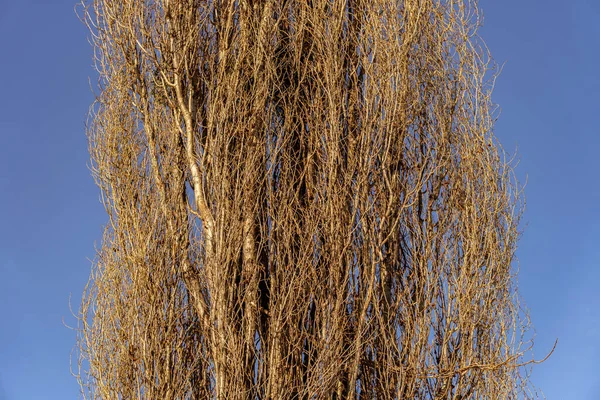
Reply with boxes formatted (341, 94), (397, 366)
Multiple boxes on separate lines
(0, 0), (597, 399)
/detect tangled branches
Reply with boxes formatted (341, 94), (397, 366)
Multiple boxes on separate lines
(75, 0), (541, 398)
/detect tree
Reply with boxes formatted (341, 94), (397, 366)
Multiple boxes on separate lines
(75, 0), (543, 398)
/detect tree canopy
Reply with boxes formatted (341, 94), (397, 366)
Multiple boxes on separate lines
(76, 0), (542, 398)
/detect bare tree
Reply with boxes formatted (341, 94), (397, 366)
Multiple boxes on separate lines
(75, 0), (546, 398)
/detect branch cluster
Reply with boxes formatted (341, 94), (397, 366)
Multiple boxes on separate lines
(76, 0), (537, 398)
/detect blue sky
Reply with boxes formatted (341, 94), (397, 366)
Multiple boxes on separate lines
(0, 0), (598, 399)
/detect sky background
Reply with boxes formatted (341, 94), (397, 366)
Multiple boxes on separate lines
(0, 0), (598, 399)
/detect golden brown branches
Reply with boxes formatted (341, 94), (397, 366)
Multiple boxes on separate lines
(75, 0), (542, 398)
